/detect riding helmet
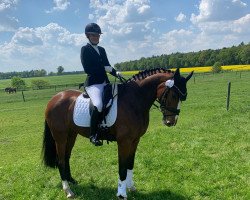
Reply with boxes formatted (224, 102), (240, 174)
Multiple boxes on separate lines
(85, 23), (102, 34)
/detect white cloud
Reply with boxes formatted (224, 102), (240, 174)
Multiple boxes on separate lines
(87, 0), (161, 63)
(0, 16), (19, 32)
(189, 0), (250, 38)
(137, 4), (150, 14)
(233, 13), (250, 33)
(0, 23), (86, 72)
(154, 29), (195, 54)
(175, 12), (186, 22)
(0, 0), (18, 11)
(89, 0), (152, 38)
(191, 0), (248, 23)
(0, 0), (19, 32)
(53, 0), (70, 10)
(194, 14), (250, 35)
(88, 13), (94, 20)
(154, 12), (250, 57)
(46, 0), (70, 13)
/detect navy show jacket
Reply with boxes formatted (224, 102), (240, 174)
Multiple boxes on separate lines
(80, 43), (117, 87)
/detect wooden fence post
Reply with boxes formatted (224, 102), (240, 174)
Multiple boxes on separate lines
(21, 90), (26, 102)
(226, 82), (231, 111)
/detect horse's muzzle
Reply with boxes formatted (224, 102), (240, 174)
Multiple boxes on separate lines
(163, 118), (177, 127)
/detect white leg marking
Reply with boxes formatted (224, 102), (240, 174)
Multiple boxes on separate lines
(62, 180), (75, 198)
(126, 170), (136, 191)
(117, 179), (127, 198)
(175, 100), (181, 120)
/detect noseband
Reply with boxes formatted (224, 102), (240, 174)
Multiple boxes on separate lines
(158, 87), (180, 116)
(157, 82), (187, 116)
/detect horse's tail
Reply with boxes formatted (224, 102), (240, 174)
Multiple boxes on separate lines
(42, 120), (58, 168)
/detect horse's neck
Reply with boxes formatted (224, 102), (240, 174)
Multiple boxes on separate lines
(137, 73), (171, 111)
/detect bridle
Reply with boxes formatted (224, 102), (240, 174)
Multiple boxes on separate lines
(156, 84), (187, 117)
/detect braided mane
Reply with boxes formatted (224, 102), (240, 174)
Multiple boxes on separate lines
(127, 68), (173, 82)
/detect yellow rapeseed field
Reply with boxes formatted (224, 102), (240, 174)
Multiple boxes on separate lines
(121, 65), (250, 75)
(179, 65), (250, 73)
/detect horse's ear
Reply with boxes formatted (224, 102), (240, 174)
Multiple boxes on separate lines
(174, 68), (180, 79)
(185, 71), (194, 82)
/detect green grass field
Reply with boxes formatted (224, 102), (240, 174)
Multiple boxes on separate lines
(0, 71), (249, 200)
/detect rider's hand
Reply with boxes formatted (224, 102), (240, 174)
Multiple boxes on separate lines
(116, 71), (123, 79)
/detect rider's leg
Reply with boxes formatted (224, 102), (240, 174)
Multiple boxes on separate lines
(85, 83), (105, 146)
(89, 106), (102, 146)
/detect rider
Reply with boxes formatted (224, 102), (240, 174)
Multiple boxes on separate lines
(80, 23), (122, 146)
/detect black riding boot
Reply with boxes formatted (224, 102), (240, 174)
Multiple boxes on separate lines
(89, 107), (103, 146)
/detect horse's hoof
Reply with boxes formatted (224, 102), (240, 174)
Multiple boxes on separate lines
(67, 193), (75, 199)
(65, 189), (75, 199)
(128, 185), (136, 192)
(117, 195), (127, 200)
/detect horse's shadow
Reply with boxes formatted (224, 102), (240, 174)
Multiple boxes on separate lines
(69, 183), (189, 200)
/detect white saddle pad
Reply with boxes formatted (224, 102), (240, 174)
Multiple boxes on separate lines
(73, 84), (118, 127)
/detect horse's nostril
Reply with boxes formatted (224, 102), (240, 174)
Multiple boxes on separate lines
(166, 121), (173, 126)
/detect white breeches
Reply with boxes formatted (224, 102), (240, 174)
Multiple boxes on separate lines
(85, 82), (106, 112)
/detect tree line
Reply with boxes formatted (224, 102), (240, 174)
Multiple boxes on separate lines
(114, 42), (250, 71)
(0, 66), (84, 80)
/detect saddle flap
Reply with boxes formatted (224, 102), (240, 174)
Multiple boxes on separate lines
(73, 84), (118, 128)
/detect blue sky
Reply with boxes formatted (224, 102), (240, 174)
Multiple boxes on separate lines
(0, 0), (249, 73)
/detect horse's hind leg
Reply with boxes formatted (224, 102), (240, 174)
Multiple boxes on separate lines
(65, 132), (78, 184)
(56, 139), (75, 198)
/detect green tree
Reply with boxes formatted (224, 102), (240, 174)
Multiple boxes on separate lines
(11, 76), (26, 89)
(169, 55), (181, 68)
(212, 62), (222, 73)
(31, 79), (50, 89)
(238, 45), (250, 64)
(57, 66), (64, 75)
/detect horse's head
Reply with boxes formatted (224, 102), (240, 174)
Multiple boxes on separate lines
(157, 68), (193, 127)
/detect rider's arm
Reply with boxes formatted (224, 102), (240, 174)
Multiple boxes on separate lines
(101, 48), (119, 77)
(80, 46), (95, 75)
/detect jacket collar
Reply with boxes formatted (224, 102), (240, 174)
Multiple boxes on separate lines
(87, 43), (101, 57)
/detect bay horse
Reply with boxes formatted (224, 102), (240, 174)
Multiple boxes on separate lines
(5, 87), (16, 93)
(42, 68), (193, 199)
(9, 87), (17, 93)
(4, 87), (11, 92)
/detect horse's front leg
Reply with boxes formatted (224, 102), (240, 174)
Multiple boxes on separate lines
(117, 140), (131, 199)
(126, 139), (140, 192)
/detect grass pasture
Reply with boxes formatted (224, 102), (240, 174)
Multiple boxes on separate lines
(0, 71), (249, 200)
